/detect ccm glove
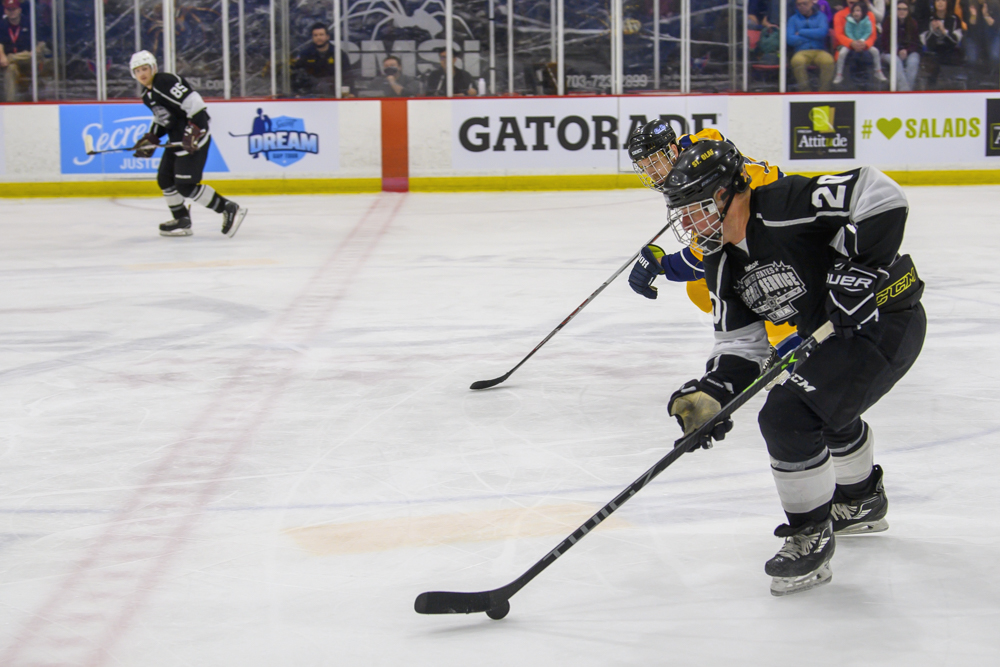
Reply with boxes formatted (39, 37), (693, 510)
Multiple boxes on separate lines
(825, 260), (883, 339)
(133, 132), (160, 158)
(628, 244), (666, 299)
(668, 377), (734, 447)
(181, 122), (207, 153)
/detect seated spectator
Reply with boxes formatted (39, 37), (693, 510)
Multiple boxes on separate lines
(963, 0), (1000, 79)
(787, 0), (836, 90)
(423, 48), (477, 97)
(881, 1), (922, 90)
(919, 0), (964, 87)
(377, 55), (420, 97)
(834, 0), (888, 85)
(0, 0), (44, 102)
(291, 22), (354, 97)
(747, 0), (774, 29)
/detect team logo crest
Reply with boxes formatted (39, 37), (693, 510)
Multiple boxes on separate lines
(233, 108), (320, 167)
(736, 261), (806, 323)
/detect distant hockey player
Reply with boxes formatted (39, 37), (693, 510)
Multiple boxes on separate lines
(660, 140), (925, 596)
(129, 50), (247, 237)
(626, 120), (800, 354)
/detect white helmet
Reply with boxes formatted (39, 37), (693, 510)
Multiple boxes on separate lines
(130, 50), (158, 79)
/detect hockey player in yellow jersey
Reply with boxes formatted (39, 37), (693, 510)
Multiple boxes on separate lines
(627, 120), (799, 353)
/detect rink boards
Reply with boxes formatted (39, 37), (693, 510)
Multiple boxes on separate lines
(1, 91), (999, 194)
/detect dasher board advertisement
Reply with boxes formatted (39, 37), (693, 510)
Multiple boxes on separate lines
(451, 96), (728, 173)
(788, 93), (1000, 170)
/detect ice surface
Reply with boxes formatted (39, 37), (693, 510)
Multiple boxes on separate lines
(0, 188), (997, 666)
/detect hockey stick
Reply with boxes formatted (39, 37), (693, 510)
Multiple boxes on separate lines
(470, 221), (673, 390)
(83, 135), (182, 156)
(417, 321), (835, 620)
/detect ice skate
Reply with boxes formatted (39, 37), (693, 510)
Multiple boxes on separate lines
(159, 217), (192, 237)
(221, 201), (247, 238)
(832, 464), (888, 535)
(765, 518), (835, 596)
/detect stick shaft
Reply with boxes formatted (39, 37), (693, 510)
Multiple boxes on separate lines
(494, 321), (834, 601)
(87, 142), (183, 155)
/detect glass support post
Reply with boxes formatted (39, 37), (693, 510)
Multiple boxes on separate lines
(729, 0), (736, 90)
(550, 0), (556, 62)
(779, 0), (786, 92)
(95, 0), (107, 100)
(507, 0), (513, 94)
(334, 0), (342, 98)
(654, 0), (660, 89)
(890, 2), (897, 91)
(280, 0), (289, 96)
(29, 0), (37, 101)
(163, 0), (175, 72)
(223, 0), (231, 98)
(489, 0), (496, 94)
(613, 0), (623, 94)
(239, 0), (246, 97)
(556, 0), (564, 95)
(742, 0), (748, 91)
(446, 0), (453, 97)
(269, 0), (276, 97)
(681, 0), (690, 93)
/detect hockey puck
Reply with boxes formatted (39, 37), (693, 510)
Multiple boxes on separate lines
(486, 600), (510, 620)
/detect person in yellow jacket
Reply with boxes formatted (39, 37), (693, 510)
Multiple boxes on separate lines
(626, 119), (799, 354)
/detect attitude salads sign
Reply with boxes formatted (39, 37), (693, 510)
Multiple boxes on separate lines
(788, 93), (998, 168)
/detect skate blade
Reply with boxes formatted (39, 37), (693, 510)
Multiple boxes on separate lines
(225, 207), (248, 238)
(835, 518), (888, 536)
(160, 229), (193, 237)
(770, 563), (832, 597)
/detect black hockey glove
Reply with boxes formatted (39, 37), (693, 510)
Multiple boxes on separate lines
(182, 122), (207, 153)
(825, 260), (883, 339)
(133, 132), (160, 158)
(628, 244), (666, 299)
(668, 377), (734, 448)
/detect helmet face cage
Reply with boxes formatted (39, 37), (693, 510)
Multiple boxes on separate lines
(631, 147), (677, 193)
(130, 51), (158, 80)
(667, 196), (725, 256)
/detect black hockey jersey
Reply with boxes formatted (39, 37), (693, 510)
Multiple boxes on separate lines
(702, 167), (909, 389)
(140, 72), (210, 154)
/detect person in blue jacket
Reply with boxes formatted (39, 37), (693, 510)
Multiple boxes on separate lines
(788, 0), (835, 90)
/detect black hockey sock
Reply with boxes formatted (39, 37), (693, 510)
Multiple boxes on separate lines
(208, 193), (230, 214)
(784, 500), (832, 528)
(170, 204), (189, 220)
(836, 469), (878, 500)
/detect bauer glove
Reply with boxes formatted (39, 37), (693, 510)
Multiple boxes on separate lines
(133, 132), (159, 158)
(628, 244), (666, 299)
(182, 122), (207, 153)
(825, 260), (884, 339)
(668, 378), (734, 448)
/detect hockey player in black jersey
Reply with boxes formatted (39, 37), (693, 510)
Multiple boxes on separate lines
(660, 140), (925, 596)
(130, 50), (247, 237)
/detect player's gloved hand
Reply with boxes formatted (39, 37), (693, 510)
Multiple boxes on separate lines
(628, 244), (666, 299)
(133, 132), (159, 158)
(668, 377), (734, 448)
(182, 122), (207, 153)
(825, 260), (883, 339)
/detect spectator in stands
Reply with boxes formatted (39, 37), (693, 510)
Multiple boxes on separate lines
(377, 55), (420, 97)
(870, 0), (888, 25)
(291, 22), (354, 97)
(963, 0), (1000, 80)
(788, 0), (836, 90)
(881, 1), (922, 89)
(919, 0), (964, 87)
(748, 0), (776, 28)
(0, 0), (42, 102)
(834, 0), (889, 85)
(424, 48), (478, 96)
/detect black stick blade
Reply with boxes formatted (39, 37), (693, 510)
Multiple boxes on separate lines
(414, 591), (493, 614)
(469, 372), (511, 391)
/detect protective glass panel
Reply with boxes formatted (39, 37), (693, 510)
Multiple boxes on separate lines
(104, 0), (140, 99)
(507, 0), (555, 95)
(40, 0), (97, 100)
(232, 0), (276, 97)
(622, 0), (680, 92)
(689, 0), (740, 93)
(286, 1), (338, 97)
(172, 0), (226, 97)
(1, 0), (51, 101)
(564, 0), (612, 94)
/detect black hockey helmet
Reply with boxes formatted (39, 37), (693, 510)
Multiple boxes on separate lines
(627, 119), (679, 192)
(661, 140), (749, 255)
